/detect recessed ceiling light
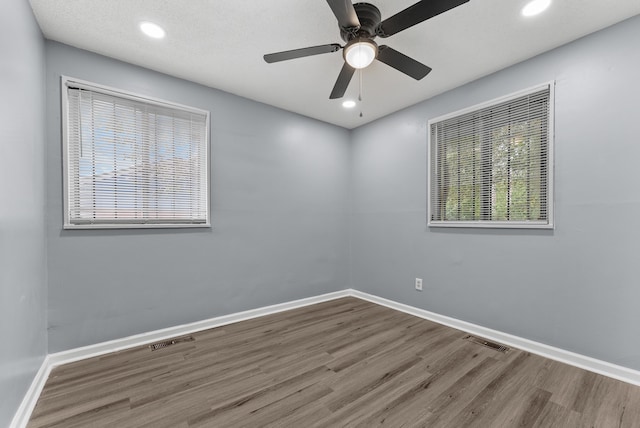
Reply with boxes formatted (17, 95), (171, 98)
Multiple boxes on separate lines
(139, 21), (165, 39)
(342, 100), (357, 108)
(522, 0), (551, 17)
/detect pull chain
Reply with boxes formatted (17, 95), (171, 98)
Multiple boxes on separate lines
(358, 69), (363, 118)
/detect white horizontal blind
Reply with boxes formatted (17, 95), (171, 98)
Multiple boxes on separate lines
(65, 82), (209, 227)
(429, 84), (552, 227)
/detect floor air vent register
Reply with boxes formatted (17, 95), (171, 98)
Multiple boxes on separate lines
(148, 335), (195, 351)
(464, 335), (510, 353)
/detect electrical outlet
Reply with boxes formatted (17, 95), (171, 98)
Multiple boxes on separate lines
(415, 278), (423, 291)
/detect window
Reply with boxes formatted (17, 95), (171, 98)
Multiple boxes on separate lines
(428, 83), (554, 229)
(62, 77), (210, 229)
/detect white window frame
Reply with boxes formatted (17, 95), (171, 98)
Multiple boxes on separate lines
(427, 82), (554, 229)
(61, 76), (211, 229)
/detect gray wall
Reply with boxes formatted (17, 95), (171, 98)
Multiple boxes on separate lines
(350, 14), (640, 370)
(45, 42), (351, 352)
(0, 0), (48, 425)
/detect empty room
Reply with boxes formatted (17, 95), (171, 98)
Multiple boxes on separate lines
(3, 0), (640, 426)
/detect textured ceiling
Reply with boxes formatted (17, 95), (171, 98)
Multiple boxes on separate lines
(29, 0), (640, 129)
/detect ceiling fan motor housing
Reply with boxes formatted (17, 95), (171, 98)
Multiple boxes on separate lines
(340, 3), (381, 41)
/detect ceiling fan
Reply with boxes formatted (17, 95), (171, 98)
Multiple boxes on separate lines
(264, 0), (470, 100)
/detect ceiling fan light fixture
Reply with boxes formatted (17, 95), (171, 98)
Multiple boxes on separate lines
(522, 0), (551, 17)
(344, 39), (378, 69)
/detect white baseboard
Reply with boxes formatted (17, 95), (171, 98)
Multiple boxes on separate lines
(11, 289), (350, 428)
(9, 356), (52, 428)
(351, 290), (640, 386)
(12, 288), (640, 427)
(48, 289), (351, 367)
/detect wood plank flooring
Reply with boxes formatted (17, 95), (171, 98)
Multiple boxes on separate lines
(27, 297), (640, 427)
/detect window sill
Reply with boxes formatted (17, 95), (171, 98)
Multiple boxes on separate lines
(63, 222), (211, 230)
(428, 220), (553, 230)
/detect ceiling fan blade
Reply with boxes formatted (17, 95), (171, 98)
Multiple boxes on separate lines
(376, 0), (470, 38)
(329, 63), (355, 99)
(326, 0), (360, 30)
(377, 45), (432, 80)
(264, 44), (341, 63)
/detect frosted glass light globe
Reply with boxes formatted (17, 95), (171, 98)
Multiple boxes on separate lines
(344, 41), (377, 69)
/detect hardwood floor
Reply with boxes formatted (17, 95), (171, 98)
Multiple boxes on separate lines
(28, 297), (640, 427)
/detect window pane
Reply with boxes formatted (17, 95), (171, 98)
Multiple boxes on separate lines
(429, 84), (552, 228)
(64, 80), (209, 228)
